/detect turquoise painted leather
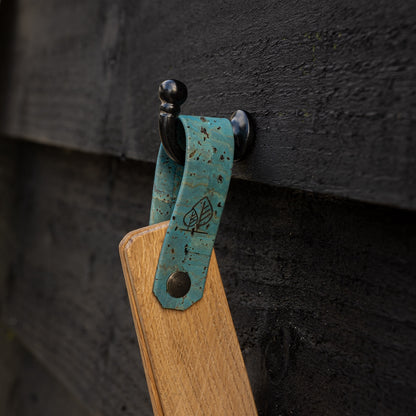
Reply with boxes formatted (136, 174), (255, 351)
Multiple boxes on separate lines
(149, 145), (184, 225)
(150, 115), (234, 310)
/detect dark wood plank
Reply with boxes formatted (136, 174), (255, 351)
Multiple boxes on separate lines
(0, 138), (17, 291)
(0, 324), (94, 416)
(0, 140), (155, 416)
(2, 139), (415, 415)
(0, 0), (415, 209)
(0, 141), (94, 416)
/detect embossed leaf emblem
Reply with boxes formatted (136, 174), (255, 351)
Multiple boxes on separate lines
(183, 197), (213, 231)
(183, 207), (198, 228)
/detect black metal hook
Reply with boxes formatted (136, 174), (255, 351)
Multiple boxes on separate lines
(158, 79), (254, 165)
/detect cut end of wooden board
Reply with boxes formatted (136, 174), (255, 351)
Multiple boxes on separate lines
(119, 222), (257, 416)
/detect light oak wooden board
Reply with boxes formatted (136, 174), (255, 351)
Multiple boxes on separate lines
(119, 221), (257, 416)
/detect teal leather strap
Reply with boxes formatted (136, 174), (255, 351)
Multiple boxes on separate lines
(149, 145), (184, 225)
(150, 115), (234, 310)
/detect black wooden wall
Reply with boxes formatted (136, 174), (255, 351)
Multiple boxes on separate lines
(0, 0), (415, 415)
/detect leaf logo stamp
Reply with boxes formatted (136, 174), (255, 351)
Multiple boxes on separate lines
(183, 197), (213, 233)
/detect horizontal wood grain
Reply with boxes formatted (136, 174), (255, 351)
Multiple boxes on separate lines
(1, 139), (415, 415)
(0, 0), (415, 209)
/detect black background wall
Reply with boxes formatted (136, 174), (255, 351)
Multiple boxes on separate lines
(0, 0), (415, 415)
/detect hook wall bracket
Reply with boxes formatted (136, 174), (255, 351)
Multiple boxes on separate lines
(158, 79), (255, 164)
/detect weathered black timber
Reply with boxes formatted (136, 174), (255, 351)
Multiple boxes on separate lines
(0, 325), (92, 416)
(1, 139), (415, 416)
(0, 140), (93, 416)
(0, 0), (415, 209)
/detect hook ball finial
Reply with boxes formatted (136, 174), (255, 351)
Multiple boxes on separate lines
(159, 80), (188, 114)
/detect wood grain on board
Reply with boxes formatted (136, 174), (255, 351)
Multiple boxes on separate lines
(0, 0), (415, 209)
(120, 221), (257, 415)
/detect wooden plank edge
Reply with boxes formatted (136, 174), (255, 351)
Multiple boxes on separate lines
(119, 222), (168, 416)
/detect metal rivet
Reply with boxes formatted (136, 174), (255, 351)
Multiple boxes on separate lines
(166, 271), (191, 298)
